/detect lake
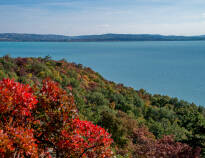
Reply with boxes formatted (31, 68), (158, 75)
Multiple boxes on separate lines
(0, 41), (205, 106)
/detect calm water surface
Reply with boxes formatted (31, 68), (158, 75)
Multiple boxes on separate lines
(0, 41), (205, 106)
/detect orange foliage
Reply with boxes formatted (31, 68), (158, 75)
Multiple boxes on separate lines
(0, 79), (113, 158)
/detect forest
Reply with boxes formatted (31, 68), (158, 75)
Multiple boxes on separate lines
(0, 55), (205, 158)
(1, 33), (205, 42)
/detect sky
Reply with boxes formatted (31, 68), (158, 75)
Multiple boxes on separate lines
(0, 0), (205, 36)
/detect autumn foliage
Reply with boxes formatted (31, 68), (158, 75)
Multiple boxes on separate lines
(0, 79), (113, 158)
(58, 119), (113, 157)
(131, 126), (200, 158)
(0, 56), (204, 157)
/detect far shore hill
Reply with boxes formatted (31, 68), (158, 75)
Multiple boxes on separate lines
(1, 33), (205, 42)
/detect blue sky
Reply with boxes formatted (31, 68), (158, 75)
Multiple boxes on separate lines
(0, 0), (205, 35)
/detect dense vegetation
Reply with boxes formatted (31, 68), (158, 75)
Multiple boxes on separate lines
(0, 78), (113, 157)
(0, 55), (205, 157)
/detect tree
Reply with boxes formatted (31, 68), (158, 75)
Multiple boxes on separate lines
(0, 79), (38, 158)
(0, 79), (113, 157)
(131, 127), (200, 158)
(176, 106), (205, 156)
(57, 119), (113, 157)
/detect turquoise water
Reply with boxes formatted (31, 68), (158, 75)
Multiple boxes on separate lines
(0, 41), (205, 106)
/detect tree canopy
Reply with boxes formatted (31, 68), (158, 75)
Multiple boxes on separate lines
(0, 56), (204, 157)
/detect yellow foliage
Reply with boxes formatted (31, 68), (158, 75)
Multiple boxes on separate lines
(27, 73), (32, 78)
(109, 102), (116, 109)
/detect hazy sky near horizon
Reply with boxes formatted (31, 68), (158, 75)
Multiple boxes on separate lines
(0, 0), (205, 36)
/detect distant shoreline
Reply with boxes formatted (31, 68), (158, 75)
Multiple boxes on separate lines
(1, 33), (205, 42)
(1, 40), (205, 42)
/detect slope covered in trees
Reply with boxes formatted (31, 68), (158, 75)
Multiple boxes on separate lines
(0, 55), (205, 157)
(1, 33), (205, 42)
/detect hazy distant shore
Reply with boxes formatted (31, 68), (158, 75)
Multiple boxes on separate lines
(1, 33), (205, 42)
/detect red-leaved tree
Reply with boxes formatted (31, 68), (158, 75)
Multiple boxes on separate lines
(58, 119), (113, 157)
(0, 79), (38, 158)
(0, 79), (113, 158)
(131, 126), (200, 158)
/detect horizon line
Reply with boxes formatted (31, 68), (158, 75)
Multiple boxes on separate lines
(1, 32), (205, 37)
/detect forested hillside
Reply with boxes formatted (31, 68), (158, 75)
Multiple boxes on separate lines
(1, 33), (205, 42)
(0, 55), (205, 157)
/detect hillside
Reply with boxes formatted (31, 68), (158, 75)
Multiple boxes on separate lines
(1, 33), (205, 42)
(0, 55), (205, 157)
